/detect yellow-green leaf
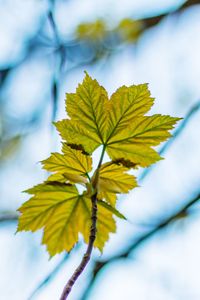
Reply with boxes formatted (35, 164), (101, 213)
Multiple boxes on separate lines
(97, 162), (138, 194)
(41, 144), (92, 184)
(107, 143), (162, 168)
(18, 182), (116, 256)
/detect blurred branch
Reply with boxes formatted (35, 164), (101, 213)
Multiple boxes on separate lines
(48, 10), (60, 45)
(79, 191), (200, 300)
(141, 0), (200, 30)
(179, 0), (199, 9)
(48, 7), (65, 121)
(0, 212), (18, 223)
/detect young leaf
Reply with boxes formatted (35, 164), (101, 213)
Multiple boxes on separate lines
(18, 182), (116, 256)
(41, 144), (92, 184)
(105, 113), (181, 167)
(97, 162), (138, 194)
(55, 119), (100, 154)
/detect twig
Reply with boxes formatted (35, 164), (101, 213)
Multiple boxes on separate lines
(48, 7), (63, 121)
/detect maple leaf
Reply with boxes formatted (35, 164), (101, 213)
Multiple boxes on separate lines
(95, 162), (137, 205)
(97, 162), (137, 194)
(17, 182), (117, 256)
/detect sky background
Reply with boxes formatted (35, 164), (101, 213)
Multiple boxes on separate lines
(0, 0), (200, 299)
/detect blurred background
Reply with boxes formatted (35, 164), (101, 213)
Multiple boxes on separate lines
(1, 0), (200, 299)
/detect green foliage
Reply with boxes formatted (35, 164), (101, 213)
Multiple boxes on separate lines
(17, 72), (181, 256)
(76, 19), (107, 42)
(75, 18), (143, 44)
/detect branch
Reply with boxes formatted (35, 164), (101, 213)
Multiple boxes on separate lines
(80, 191), (200, 300)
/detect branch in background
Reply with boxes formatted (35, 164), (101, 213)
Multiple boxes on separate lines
(141, 0), (200, 30)
(0, 212), (18, 223)
(48, 8), (66, 121)
(180, 0), (199, 9)
(80, 191), (200, 300)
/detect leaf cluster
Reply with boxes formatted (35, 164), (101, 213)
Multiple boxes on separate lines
(17, 72), (180, 256)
